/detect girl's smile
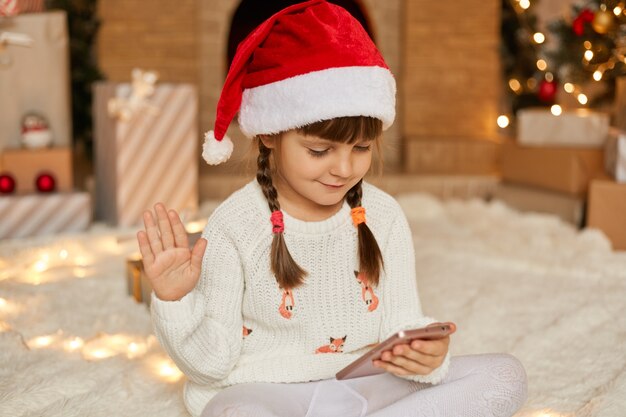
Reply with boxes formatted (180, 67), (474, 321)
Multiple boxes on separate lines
(319, 181), (347, 189)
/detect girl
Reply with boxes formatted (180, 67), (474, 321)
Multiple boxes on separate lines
(137, 1), (528, 416)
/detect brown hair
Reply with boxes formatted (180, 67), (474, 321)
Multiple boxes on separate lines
(256, 116), (385, 290)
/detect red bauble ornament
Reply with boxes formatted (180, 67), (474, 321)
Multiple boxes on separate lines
(35, 172), (56, 192)
(538, 79), (557, 103)
(573, 9), (595, 36)
(0, 172), (16, 194)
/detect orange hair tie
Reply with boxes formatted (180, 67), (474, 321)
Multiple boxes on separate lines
(351, 207), (366, 227)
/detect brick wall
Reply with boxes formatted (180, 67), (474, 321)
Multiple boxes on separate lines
(96, 0), (198, 83)
(402, 0), (502, 174)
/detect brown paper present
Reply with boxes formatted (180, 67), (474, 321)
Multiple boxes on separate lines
(0, 11), (72, 151)
(604, 129), (626, 183)
(586, 180), (626, 251)
(0, 192), (91, 239)
(0, 147), (73, 193)
(0, 0), (44, 16)
(93, 82), (199, 227)
(125, 254), (153, 306)
(492, 183), (585, 226)
(501, 140), (604, 196)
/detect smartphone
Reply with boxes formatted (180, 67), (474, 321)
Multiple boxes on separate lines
(335, 324), (452, 380)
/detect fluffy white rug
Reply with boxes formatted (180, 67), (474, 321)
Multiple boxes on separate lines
(1, 193), (625, 417)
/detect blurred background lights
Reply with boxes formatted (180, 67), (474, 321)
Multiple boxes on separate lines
(509, 78), (522, 92)
(156, 359), (183, 383)
(28, 334), (56, 348)
(64, 337), (85, 351)
(497, 115), (510, 128)
(536, 59), (547, 70)
(33, 259), (48, 273)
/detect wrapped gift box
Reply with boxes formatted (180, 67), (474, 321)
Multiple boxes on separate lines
(0, 192), (91, 239)
(586, 180), (626, 251)
(604, 129), (626, 182)
(0, 0), (44, 16)
(517, 108), (609, 148)
(491, 183), (585, 227)
(0, 147), (73, 193)
(0, 11), (71, 152)
(94, 82), (199, 227)
(501, 139), (604, 196)
(125, 254), (152, 306)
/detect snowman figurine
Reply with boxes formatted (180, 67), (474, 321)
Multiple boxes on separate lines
(21, 112), (53, 148)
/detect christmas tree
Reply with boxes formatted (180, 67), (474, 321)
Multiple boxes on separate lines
(501, 0), (554, 116)
(500, 0), (626, 127)
(546, 0), (626, 107)
(46, 0), (103, 161)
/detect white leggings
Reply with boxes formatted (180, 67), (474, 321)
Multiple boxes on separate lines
(201, 353), (528, 417)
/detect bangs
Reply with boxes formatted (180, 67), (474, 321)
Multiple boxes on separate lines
(296, 116), (382, 144)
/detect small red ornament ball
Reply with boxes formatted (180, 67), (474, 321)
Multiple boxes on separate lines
(538, 79), (557, 103)
(35, 172), (56, 192)
(0, 172), (16, 194)
(573, 9), (595, 36)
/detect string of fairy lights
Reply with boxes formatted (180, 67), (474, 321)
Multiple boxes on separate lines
(498, 0), (626, 129)
(0, 236), (185, 384)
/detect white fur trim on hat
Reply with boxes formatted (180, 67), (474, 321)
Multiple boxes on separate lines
(202, 130), (234, 165)
(238, 66), (396, 137)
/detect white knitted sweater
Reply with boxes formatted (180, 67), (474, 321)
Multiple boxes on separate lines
(150, 180), (450, 417)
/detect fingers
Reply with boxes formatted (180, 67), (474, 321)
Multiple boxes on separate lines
(155, 203), (176, 249)
(375, 324), (456, 377)
(377, 338), (448, 374)
(168, 209), (190, 248)
(190, 238), (207, 272)
(143, 209), (163, 254)
(383, 344), (442, 369)
(136, 230), (154, 267)
(409, 337), (450, 357)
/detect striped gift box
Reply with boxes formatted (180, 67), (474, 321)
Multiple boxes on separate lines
(0, 192), (91, 239)
(94, 82), (199, 227)
(0, 0), (44, 16)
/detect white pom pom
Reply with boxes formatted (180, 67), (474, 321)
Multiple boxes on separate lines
(202, 130), (234, 165)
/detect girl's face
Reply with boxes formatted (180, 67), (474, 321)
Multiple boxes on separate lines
(261, 130), (374, 218)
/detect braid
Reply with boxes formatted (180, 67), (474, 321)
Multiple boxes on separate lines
(256, 143), (279, 211)
(347, 180), (384, 286)
(345, 180), (363, 208)
(256, 140), (307, 289)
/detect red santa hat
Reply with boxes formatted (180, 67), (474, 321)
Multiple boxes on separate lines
(203, 0), (396, 165)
